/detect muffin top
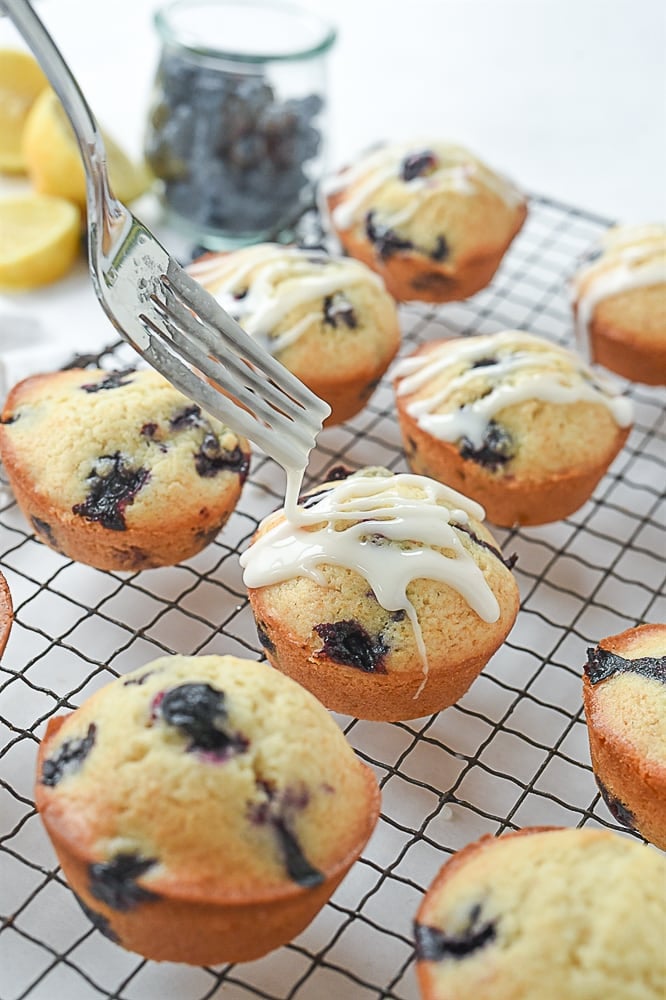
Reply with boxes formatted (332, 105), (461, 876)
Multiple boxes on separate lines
(0, 367), (250, 529)
(571, 223), (666, 353)
(187, 243), (399, 373)
(37, 655), (379, 903)
(242, 467), (518, 682)
(323, 140), (525, 256)
(415, 827), (666, 1000)
(242, 467), (507, 620)
(584, 623), (666, 765)
(393, 331), (633, 477)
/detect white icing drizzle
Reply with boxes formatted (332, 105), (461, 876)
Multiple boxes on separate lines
(240, 472), (503, 696)
(322, 140), (524, 233)
(571, 223), (666, 361)
(187, 243), (382, 355)
(393, 331), (633, 446)
(283, 465), (304, 522)
(189, 246), (347, 551)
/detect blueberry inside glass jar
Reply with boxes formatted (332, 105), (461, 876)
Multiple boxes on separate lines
(145, 0), (336, 248)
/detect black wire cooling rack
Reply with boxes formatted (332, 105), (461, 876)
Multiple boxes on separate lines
(1, 194), (665, 1000)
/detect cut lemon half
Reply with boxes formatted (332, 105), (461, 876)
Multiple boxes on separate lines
(0, 49), (49, 174)
(21, 89), (150, 209)
(0, 194), (81, 290)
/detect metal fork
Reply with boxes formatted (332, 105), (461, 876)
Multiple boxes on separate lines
(4, 0), (330, 472)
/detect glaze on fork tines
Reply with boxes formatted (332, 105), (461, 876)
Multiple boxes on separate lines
(139, 261), (331, 471)
(5, 0), (330, 474)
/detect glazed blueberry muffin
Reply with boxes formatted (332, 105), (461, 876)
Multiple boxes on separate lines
(571, 223), (666, 385)
(393, 331), (633, 527)
(0, 367), (251, 571)
(322, 140), (527, 303)
(241, 467), (520, 722)
(0, 570), (12, 658)
(187, 243), (401, 425)
(35, 654), (380, 964)
(583, 623), (666, 851)
(414, 827), (666, 1000)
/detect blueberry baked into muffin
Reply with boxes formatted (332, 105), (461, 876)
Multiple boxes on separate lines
(0, 570), (12, 658)
(393, 331), (633, 527)
(414, 827), (666, 1000)
(187, 243), (401, 425)
(323, 140), (527, 303)
(571, 223), (666, 385)
(242, 466), (519, 721)
(35, 654), (380, 964)
(583, 623), (666, 850)
(0, 367), (251, 571)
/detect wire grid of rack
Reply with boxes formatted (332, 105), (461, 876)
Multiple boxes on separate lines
(1, 194), (665, 1000)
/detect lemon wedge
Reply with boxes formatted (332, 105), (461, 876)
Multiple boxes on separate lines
(0, 49), (49, 174)
(21, 89), (150, 209)
(0, 194), (81, 290)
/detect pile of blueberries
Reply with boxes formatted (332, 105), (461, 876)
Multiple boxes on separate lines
(145, 49), (323, 236)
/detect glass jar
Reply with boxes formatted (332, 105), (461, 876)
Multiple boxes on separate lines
(144, 0), (336, 249)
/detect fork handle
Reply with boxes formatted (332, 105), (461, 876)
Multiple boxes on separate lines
(3, 0), (117, 211)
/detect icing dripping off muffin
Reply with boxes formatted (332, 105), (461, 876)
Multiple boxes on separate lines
(571, 223), (666, 361)
(241, 471), (502, 695)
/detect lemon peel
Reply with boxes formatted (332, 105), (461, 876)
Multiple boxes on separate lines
(0, 194), (81, 290)
(0, 49), (49, 173)
(21, 89), (150, 209)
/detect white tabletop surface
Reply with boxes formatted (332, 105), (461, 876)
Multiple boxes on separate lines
(0, 0), (665, 361)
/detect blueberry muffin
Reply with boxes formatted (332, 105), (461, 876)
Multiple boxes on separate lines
(187, 243), (401, 425)
(323, 141), (527, 303)
(35, 654), (380, 964)
(571, 223), (666, 385)
(241, 467), (520, 722)
(583, 623), (666, 851)
(393, 331), (633, 527)
(414, 827), (666, 1000)
(0, 570), (12, 658)
(0, 367), (250, 571)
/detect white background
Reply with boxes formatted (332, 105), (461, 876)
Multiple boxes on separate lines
(1, 0), (665, 219)
(0, 0), (664, 358)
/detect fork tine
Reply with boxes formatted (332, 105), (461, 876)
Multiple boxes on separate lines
(150, 287), (313, 428)
(149, 302), (317, 443)
(163, 263), (331, 424)
(137, 313), (319, 470)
